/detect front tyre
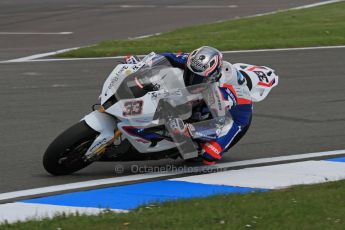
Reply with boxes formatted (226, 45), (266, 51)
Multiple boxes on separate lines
(43, 121), (99, 176)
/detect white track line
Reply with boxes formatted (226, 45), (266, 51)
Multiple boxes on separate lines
(0, 47), (81, 63)
(108, 1), (342, 10)
(215, 149), (345, 169)
(2, 45), (344, 63)
(0, 149), (344, 202)
(1, 0), (343, 64)
(128, 33), (161, 40)
(119, 5), (156, 8)
(114, 5), (238, 9)
(0, 32), (73, 35)
(166, 5), (237, 9)
(239, 0), (344, 19)
(221, 45), (345, 53)
(292, 0), (343, 9)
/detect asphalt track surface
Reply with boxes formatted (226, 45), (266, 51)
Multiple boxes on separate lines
(0, 0), (319, 61)
(0, 0), (344, 193)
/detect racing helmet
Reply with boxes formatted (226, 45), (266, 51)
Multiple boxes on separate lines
(183, 46), (223, 87)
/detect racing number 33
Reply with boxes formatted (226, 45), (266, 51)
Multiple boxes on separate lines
(123, 100), (144, 116)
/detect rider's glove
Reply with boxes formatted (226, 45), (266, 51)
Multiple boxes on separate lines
(167, 118), (191, 138)
(200, 141), (223, 165)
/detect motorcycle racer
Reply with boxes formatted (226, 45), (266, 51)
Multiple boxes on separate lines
(125, 46), (276, 165)
(43, 46), (277, 176)
(159, 46), (252, 165)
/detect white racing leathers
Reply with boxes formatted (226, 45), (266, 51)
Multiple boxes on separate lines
(161, 52), (278, 164)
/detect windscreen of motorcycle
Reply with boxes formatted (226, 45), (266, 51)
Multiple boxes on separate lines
(101, 54), (187, 110)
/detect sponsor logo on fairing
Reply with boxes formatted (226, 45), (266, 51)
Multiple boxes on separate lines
(135, 138), (150, 144)
(90, 138), (108, 152)
(106, 65), (129, 93)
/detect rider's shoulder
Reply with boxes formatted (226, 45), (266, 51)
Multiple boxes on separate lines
(160, 52), (188, 58)
(159, 52), (189, 68)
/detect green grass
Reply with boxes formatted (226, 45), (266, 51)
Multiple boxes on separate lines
(58, 1), (345, 58)
(2, 180), (345, 230)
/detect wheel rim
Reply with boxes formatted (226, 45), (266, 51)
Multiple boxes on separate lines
(58, 139), (94, 167)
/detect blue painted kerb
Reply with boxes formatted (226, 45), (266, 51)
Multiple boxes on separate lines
(325, 157), (345, 163)
(22, 180), (262, 210)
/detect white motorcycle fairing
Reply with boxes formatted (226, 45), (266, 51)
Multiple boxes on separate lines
(82, 53), (200, 159)
(81, 54), (279, 161)
(82, 111), (117, 159)
(43, 52), (279, 176)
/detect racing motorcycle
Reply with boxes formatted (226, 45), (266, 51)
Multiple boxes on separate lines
(43, 52), (278, 175)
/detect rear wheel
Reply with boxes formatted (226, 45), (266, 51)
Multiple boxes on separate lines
(43, 121), (99, 175)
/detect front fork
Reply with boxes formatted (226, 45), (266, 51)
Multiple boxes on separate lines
(82, 110), (119, 160)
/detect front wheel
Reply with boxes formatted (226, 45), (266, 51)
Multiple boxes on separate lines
(43, 121), (99, 175)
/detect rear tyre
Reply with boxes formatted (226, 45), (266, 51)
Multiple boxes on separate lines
(43, 121), (99, 175)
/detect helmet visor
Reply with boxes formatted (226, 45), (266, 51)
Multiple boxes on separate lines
(183, 68), (208, 87)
